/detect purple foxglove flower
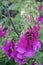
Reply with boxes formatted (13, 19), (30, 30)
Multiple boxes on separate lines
(2, 40), (15, 59)
(17, 28), (41, 58)
(36, 15), (43, 23)
(37, 4), (42, 12)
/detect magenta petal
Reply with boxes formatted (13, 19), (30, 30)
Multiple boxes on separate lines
(14, 57), (25, 64)
(37, 4), (42, 12)
(17, 53), (24, 59)
(32, 25), (40, 31)
(33, 41), (41, 51)
(36, 15), (43, 23)
(2, 40), (11, 54)
(0, 32), (6, 37)
(18, 34), (27, 47)
(24, 50), (35, 58)
(26, 29), (31, 33)
(16, 47), (25, 54)
(42, 18), (43, 21)
(2, 40), (15, 59)
(2, 46), (5, 53)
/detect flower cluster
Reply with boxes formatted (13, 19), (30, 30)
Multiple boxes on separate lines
(2, 25), (41, 65)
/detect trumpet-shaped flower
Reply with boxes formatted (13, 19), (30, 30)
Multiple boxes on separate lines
(17, 28), (41, 58)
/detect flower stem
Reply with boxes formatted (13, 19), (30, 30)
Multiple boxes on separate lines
(3, 6), (19, 36)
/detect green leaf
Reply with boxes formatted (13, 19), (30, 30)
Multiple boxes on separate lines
(6, 59), (16, 65)
(34, 51), (43, 65)
(8, 3), (21, 11)
(0, 61), (5, 65)
(2, 1), (9, 6)
(38, 24), (43, 43)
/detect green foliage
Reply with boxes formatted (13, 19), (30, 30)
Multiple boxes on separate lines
(39, 24), (43, 43)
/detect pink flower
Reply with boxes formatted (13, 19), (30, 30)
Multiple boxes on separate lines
(32, 24), (40, 31)
(26, 15), (32, 22)
(6, 27), (10, 33)
(17, 28), (41, 58)
(2, 40), (15, 59)
(36, 15), (43, 23)
(33, 40), (41, 51)
(37, 4), (42, 12)
(0, 26), (10, 37)
(26, 15), (30, 19)
(0, 26), (6, 37)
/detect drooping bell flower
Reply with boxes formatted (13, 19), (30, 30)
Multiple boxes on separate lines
(37, 4), (42, 12)
(0, 26), (6, 37)
(17, 28), (41, 58)
(2, 40), (15, 59)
